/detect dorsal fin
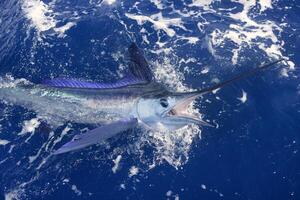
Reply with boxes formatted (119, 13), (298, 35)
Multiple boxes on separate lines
(43, 75), (146, 89)
(128, 43), (154, 82)
(42, 43), (154, 89)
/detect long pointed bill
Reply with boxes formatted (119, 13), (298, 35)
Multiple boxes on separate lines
(181, 59), (285, 97)
(165, 59), (284, 127)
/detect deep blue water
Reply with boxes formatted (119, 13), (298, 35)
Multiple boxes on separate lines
(0, 0), (300, 199)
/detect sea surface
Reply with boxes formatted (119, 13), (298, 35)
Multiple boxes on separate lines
(0, 0), (299, 199)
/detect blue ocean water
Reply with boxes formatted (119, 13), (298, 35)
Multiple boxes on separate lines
(0, 0), (300, 199)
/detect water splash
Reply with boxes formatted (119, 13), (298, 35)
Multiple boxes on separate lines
(0, 0), (296, 198)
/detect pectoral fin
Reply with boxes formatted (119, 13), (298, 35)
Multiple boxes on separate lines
(53, 118), (138, 155)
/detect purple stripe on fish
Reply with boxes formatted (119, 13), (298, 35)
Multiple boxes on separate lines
(43, 76), (146, 89)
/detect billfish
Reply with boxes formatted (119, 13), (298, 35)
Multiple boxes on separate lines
(0, 43), (283, 154)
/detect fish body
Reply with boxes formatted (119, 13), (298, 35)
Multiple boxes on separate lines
(0, 43), (284, 154)
(0, 81), (165, 127)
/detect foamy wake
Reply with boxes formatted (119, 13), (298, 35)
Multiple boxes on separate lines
(4, 0), (292, 173)
(1, 0), (296, 197)
(127, 0), (294, 76)
(122, 0), (295, 169)
(0, 75), (30, 88)
(22, 0), (76, 39)
(206, 0), (294, 74)
(149, 124), (200, 168)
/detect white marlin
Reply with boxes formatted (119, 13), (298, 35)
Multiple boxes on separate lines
(0, 43), (283, 154)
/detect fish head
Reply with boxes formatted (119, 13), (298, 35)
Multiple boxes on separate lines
(136, 91), (214, 131)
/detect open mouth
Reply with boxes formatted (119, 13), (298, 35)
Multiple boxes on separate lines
(167, 96), (200, 120)
(165, 93), (214, 127)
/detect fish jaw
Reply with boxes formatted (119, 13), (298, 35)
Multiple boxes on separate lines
(162, 92), (214, 128)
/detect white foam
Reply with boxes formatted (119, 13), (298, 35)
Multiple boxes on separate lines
(50, 125), (71, 148)
(54, 22), (76, 38)
(150, 0), (164, 9)
(112, 155), (122, 173)
(259, 0), (272, 12)
(103, 0), (116, 5)
(4, 189), (22, 200)
(153, 58), (188, 92)
(1, 1), (294, 196)
(63, 178), (70, 183)
(166, 190), (173, 196)
(0, 139), (10, 145)
(22, 0), (76, 38)
(203, 35), (217, 58)
(286, 61), (295, 71)
(22, 0), (56, 33)
(127, 65), (201, 167)
(180, 36), (199, 44)
(71, 185), (82, 196)
(238, 90), (247, 103)
(129, 166), (139, 177)
(0, 75), (29, 88)
(133, 45), (202, 169)
(28, 131), (52, 163)
(125, 13), (184, 37)
(8, 145), (15, 153)
(207, 0), (294, 71)
(145, 124), (200, 168)
(201, 67), (210, 74)
(18, 118), (40, 135)
(189, 0), (213, 10)
(120, 183), (126, 189)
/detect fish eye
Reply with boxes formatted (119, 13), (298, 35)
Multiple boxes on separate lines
(160, 98), (169, 108)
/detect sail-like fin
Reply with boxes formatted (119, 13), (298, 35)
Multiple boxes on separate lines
(43, 43), (154, 89)
(52, 118), (138, 155)
(43, 75), (146, 89)
(128, 43), (154, 82)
